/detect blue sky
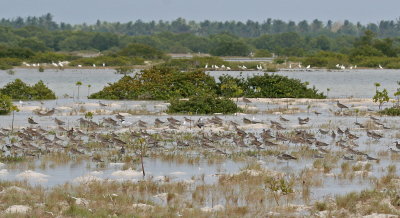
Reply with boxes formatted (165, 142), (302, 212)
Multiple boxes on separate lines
(0, 0), (398, 24)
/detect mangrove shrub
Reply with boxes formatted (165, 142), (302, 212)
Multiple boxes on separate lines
(167, 94), (240, 114)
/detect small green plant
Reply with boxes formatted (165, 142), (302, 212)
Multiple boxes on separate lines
(84, 111), (93, 120)
(0, 94), (13, 115)
(115, 66), (134, 75)
(265, 176), (294, 206)
(373, 86), (389, 110)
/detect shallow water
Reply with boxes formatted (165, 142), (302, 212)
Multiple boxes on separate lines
(0, 158), (244, 187)
(1, 68), (400, 98)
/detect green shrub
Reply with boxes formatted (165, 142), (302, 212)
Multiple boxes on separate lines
(118, 43), (166, 60)
(168, 94), (240, 114)
(70, 55), (143, 67)
(219, 74), (325, 99)
(89, 67), (217, 100)
(0, 79), (56, 100)
(254, 49), (272, 57)
(379, 107), (400, 116)
(0, 94), (13, 115)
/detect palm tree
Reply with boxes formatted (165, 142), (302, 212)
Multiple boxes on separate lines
(76, 81), (82, 99)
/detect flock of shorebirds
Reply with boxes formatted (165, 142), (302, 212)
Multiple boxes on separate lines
(0, 100), (399, 165)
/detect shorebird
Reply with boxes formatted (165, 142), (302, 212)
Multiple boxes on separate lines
(395, 141), (400, 150)
(28, 117), (38, 125)
(54, 118), (65, 125)
(277, 153), (297, 160)
(336, 101), (349, 111)
(279, 116), (289, 122)
(319, 129), (329, 135)
(99, 101), (107, 107)
(243, 98), (252, 103)
(121, 119), (132, 127)
(314, 111), (322, 116)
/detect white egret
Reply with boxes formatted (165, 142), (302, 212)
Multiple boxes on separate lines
(306, 65), (311, 69)
(379, 64), (383, 69)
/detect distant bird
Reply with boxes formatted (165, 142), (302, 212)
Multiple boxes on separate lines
(277, 153), (297, 161)
(279, 116), (289, 122)
(205, 64), (208, 69)
(28, 117), (38, 125)
(379, 64), (383, 69)
(121, 119), (132, 127)
(337, 101), (349, 111)
(54, 118), (65, 125)
(99, 101), (107, 107)
(226, 67), (231, 70)
(242, 65), (247, 69)
(306, 65), (311, 69)
(314, 111), (322, 116)
(243, 98), (252, 103)
(93, 64), (96, 67)
(319, 129), (329, 135)
(115, 113), (125, 121)
(102, 62), (106, 67)
(78, 65), (82, 68)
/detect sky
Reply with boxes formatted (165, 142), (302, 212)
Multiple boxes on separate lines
(0, 0), (398, 24)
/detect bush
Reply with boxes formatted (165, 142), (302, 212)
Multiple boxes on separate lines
(379, 107), (400, 116)
(0, 79), (56, 100)
(70, 55), (144, 67)
(89, 67), (217, 100)
(0, 94), (13, 115)
(167, 94), (240, 114)
(118, 43), (166, 60)
(219, 74), (325, 99)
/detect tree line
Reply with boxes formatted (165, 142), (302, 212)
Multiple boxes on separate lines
(2, 14), (400, 38)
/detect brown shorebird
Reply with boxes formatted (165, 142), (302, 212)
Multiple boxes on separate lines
(54, 118), (65, 125)
(314, 111), (322, 116)
(354, 122), (365, 128)
(395, 141), (400, 150)
(279, 116), (289, 122)
(337, 101), (349, 111)
(319, 129), (329, 135)
(99, 101), (107, 107)
(277, 153), (297, 160)
(28, 117), (38, 125)
(243, 98), (252, 103)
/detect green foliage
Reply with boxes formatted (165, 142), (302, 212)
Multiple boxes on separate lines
(210, 34), (251, 56)
(117, 43), (165, 59)
(373, 88), (389, 109)
(219, 74), (325, 98)
(254, 49), (272, 57)
(91, 67), (325, 100)
(70, 55), (144, 67)
(114, 66), (134, 75)
(379, 107), (400, 116)
(0, 57), (21, 69)
(89, 67), (217, 100)
(167, 94), (240, 114)
(0, 79), (56, 100)
(0, 94), (13, 115)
